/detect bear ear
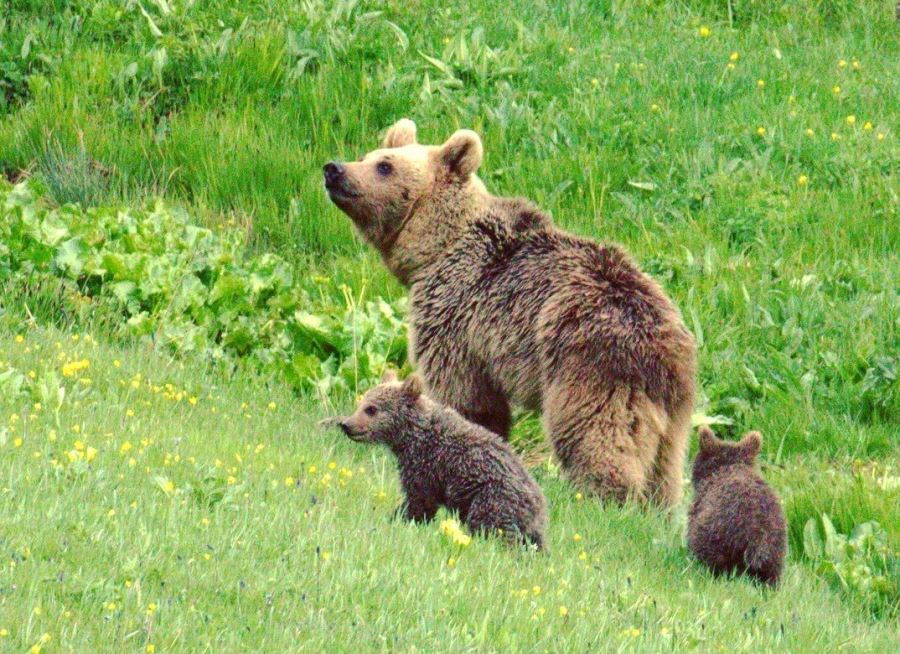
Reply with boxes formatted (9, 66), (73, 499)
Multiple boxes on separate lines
(381, 119), (417, 148)
(740, 431), (762, 459)
(697, 426), (717, 451)
(400, 374), (423, 400)
(380, 369), (398, 384)
(439, 129), (483, 178)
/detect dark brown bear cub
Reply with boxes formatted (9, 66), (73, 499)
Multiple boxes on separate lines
(688, 427), (787, 586)
(330, 371), (548, 549)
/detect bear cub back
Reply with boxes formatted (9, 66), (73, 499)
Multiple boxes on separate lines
(688, 427), (787, 586)
(332, 371), (548, 549)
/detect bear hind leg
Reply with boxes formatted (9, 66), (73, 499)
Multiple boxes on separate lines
(646, 400), (692, 508)
(544, 383), (661, 504)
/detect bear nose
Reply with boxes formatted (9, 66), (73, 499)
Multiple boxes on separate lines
(323, 161), (345, 186)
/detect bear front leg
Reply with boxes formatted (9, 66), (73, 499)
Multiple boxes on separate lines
(415, 351), (512, 438)
(395, 496), (440, 523)
(460, 400), (512, 441)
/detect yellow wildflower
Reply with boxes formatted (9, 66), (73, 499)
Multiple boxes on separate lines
(439, 518), (472, 547)
(797, 175), (808, 186)
(698, 26), (711, 38)
(61, 359), (89, 377)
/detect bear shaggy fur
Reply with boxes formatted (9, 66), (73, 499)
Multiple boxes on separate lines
(331, 371), (548, 549)
(688, 426), (787, 586)
(323, 119), (696, 506)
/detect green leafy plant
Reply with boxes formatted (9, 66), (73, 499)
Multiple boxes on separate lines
(0, 28), (57, 111)
(286, 0), (408, 79)
(0, 180), (408, 401)
(803, 513), (899, 618)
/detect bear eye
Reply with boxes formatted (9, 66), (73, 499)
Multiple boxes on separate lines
(376, 161), (393, 177)
(363, 405), (378, 417)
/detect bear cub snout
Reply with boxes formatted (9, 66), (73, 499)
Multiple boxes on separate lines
(328, 371), (548, 549)
(688, 426), (787, 586)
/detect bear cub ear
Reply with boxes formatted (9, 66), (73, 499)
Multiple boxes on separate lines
(739, 431), (762, 459)
(382, 119), (417, 148)
(697, 426), (718, 451)
(400, 374), (424, 401)
(380, 369), (399, 384)
(439, 129), (483, 178)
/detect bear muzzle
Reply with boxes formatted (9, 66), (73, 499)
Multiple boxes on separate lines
(323, 161), (356, 199)
(338, 420), (366, 441)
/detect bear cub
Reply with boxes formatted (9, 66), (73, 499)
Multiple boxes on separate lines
(330, 371), (548, 549)
(688, 426), (787, 586)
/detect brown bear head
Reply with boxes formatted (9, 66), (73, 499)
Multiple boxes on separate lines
(332, 371), (425, 447)
(323, 119), (487, 284)
(692, 426), (762, 483)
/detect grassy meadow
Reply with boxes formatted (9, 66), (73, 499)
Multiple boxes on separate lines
(1, 0), (898, 651)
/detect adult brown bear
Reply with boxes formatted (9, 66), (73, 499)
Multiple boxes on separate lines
(323, 120), (696, 506)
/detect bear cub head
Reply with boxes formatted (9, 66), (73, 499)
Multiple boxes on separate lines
(692, 426), (762, 482)
(334, 370), (425, 446)
(323, 119), (486, 254)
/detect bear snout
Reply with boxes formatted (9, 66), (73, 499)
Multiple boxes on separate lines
(339, 420), (364, 441)
(323, 161), (347, 188)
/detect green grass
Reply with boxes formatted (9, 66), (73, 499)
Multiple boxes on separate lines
(0, 0), (897, 454)
(1, 0), (898, 650)
(0, 328), (897, 652)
